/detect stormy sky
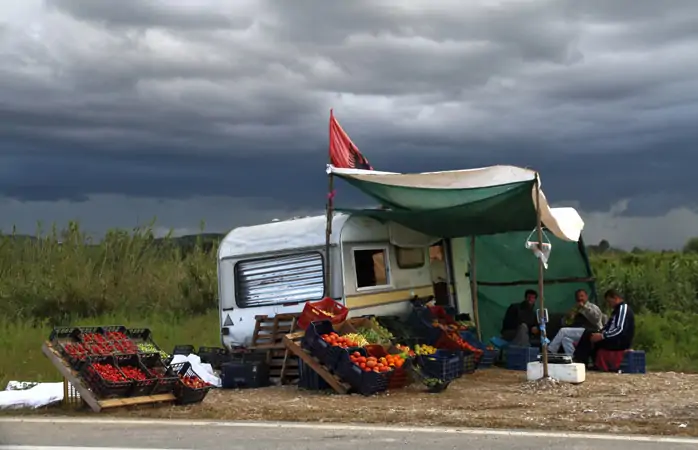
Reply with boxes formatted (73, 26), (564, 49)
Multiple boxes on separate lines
(1, 0), (698, 249)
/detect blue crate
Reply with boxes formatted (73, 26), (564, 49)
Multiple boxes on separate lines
(417, 349), (463, 381)
(408, 307), (443, 345)
(477, 349), (499, 369)
(335, 347), (390, 396)
(463, 353), (477, 374)
(301, 320), (344, 371)
(298, 359), (330, 390)
(505, 346), (539, 371)
(620, 350), (646, 374)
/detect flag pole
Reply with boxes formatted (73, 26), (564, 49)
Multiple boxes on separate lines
(324, 110), (335, 298)
(535, 173), (549, 378)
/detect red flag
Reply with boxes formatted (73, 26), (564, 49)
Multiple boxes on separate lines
(329, 110), (373, 170)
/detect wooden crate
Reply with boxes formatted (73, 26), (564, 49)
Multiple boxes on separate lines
(250, 314), (301, 385)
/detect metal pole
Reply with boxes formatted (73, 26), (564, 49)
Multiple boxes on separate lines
(535, 174), (549, 378)
(324, 172), (334, 298)
(469, 236), (482, 341)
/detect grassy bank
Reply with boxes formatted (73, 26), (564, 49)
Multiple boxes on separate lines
(2, 224), (698, 386)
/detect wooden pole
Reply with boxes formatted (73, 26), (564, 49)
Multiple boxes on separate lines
(324, 170), (334, 298)
(469, 236), (482, 341)
(535, 174), (549, 378)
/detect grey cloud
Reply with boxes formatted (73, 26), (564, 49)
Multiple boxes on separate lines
(1, 0), (698, 248)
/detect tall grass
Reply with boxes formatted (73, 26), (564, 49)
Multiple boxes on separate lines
(1, 223), (697, 386)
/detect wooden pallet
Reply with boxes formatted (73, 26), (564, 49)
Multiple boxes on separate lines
(42, 342), (175, 413)
(282, 331), (350, 395)
(250, 314), (301, 385)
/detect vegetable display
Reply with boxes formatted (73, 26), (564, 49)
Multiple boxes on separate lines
(91, 362), (127, 382)
(321, 332), (359, 348)
(414, 344), (437, 356)
(137, 342), (170, 359)
(445, 332), (484, 356)
(120, 365), (150, 381)
(180, 374), (210, 389)
(394, 344), (416, 358)
(342, 333), (369, 347)
(348, 351), (403, 373)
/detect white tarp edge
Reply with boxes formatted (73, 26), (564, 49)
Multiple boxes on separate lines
(0, 381), (64, 409)
(169, 354), (222, 387)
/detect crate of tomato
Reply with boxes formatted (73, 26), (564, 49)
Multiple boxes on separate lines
(302, 320), (361, 371)
(81, 355), (133, 398)
(366, 345), (411, 390)
(171, 362), (214, 405)
(139, 353), (179, 395)
(336, 347), (392, 396)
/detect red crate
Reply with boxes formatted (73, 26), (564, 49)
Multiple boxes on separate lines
(297, 297), (349, 330)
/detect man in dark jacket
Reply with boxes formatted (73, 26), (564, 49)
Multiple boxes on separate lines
(500, 289), (540, 347)
(573, 289), (634, 367)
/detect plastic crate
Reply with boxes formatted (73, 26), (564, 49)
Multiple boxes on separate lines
(99, 326), (129, 341)
(506, 346), (539, 371)
(463, 353), (477, 374)
(49, 327), (81, 344)
(139, 353), (178, 395)
(197, 346), (228, 370)
(220, 359), (270, 389)
(60, 342), (90, 371)
(173, 344), (195, 355)
(297, 297), (349, 330)
(301, 320), (343, 370)
(114, 354), (158, 397)
(416, 350), (462, 382)
(81, 355), (133, 399)
(477, 349), (499, 369)
(365, 345), (412, 389)
(620, 350), (646, 374)
(125, 328), (165, 356)
(408, 307), (444, 344)
(336, 347), (390, 396)
(375, 316), (415, 341)
(298, 359), (330, 391)
(171, 362), (213, 405)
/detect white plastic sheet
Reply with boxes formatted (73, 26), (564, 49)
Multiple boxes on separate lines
(169, 353), (222, 387)
(0, 381), (64, 409)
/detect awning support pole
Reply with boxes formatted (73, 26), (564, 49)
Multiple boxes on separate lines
(469, 236), (482, 341)
(324, 170), (334, 298)
(535, 173), (549, 378)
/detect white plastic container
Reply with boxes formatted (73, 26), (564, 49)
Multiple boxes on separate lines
(526, 361), (586, 384)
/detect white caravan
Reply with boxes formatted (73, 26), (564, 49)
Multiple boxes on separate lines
(217, 213), (446, 348)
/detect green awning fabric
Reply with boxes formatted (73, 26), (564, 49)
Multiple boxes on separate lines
(336, 179), (537, 238)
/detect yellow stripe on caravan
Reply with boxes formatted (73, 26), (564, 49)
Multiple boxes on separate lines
(345, 285), (434, 309)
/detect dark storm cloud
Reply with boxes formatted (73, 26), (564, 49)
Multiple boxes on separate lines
(1, 0), (698, 242)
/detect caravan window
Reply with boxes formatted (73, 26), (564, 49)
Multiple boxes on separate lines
(353, 248), (390, 289)
(234, 252), (325, 308)
(395, 246), (425, 269)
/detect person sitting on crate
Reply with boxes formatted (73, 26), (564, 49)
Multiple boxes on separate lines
(500, 289), (540, 347)
(548, 289), (607, 356)
(573, 289), (635, 368)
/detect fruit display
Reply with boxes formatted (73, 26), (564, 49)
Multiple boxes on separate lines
(179, 374), (211, 389)
(342, 333), (369, 347)
(394, 344), (416, 358)
(321, 332), (359, 348)
(137, 342), (170, 360)
(119, 365), (150, 381)
(91, 362), (128, 382)
(348, 351), (398, 373)
(415, 344), (437, 356)
(369, 317), (395, 341)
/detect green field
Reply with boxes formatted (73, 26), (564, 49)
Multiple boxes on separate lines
(1, 223), (697, 387)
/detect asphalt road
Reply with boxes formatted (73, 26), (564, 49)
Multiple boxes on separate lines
(1, 418), (697, 450)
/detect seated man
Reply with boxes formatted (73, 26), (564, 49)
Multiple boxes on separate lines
(573, 289), (635, 367)
(548, 289), (606, 355)
(500, 289), (539, 347)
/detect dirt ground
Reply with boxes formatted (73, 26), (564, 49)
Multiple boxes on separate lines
(102, 369), (698, 436)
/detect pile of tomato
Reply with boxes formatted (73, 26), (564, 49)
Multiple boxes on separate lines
(348, 351), (405, 373)
(445, 332), (484, 356)
(79, 331), (138, 356)
(180, 374), (210, 389)
(320, 332), (358, 349)
(120, 365), (150, 381)
(91, 363), (128, 383)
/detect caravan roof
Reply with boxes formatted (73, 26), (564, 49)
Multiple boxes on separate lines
(218, 213), (350, 260)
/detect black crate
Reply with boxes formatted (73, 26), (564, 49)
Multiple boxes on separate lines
(408, 307), (443, 345)
(81, 355), (133, 398)
(198, 346), (228, 370)
(113, 354), (157, 397)
(301, 320), (338, 369)
(336, 347), (390, 396)
(60, 342), (90, 371)
(126, 328), (168, 358)
(140, 353), (178, 395)
(463, 353), (477, 375)
(416, 350), (462, 382)
(99, 325), (129, 340)
(171, 362), (213, 405)
(376, 316), (418, 342)
(49, 327), (81, 344)
(298, 359), (330, 391)
(220, 360), (270, 389)
(173, 344), (195, 356)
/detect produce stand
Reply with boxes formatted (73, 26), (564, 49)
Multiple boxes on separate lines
(282, 331), (350, 394)
(42, 342), (175, 412)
